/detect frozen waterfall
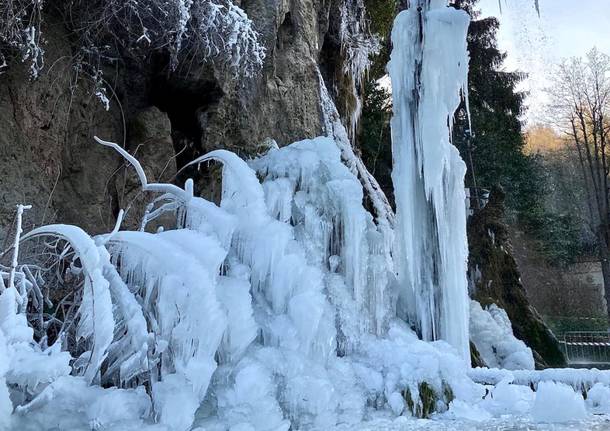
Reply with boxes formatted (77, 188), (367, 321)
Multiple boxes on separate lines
(389, 0), (471, 360)
(3, 2), (604, 430)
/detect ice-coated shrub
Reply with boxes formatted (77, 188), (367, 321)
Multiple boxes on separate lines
(0, 0), (45, 77)
(339, 0), (380, 86)
(0, 0), (266, 79)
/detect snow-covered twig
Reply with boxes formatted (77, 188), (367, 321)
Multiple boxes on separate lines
(2, 0), (265, 80)
(94, 136), (189, 202)
(95, 209), (125, 246)
(7, 204), (32, 292)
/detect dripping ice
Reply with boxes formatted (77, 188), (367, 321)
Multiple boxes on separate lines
(389, 0), (471, 359)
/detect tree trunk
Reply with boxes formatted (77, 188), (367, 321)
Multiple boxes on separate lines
(598, 230), (610, 329)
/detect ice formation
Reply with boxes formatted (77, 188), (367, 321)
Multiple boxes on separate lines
(531, 381), (587, 423)
(2, 133), (484, 430)
(469, 300), (534, 370)
(2, 1), (610, 430)
(388, 0), (471, 359)
(338, 0), (380, 139)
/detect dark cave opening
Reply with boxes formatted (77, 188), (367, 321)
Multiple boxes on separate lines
(277, 12), (296, 50)
(148, 71), (224, 185)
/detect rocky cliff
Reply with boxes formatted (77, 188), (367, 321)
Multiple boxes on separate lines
(0, 0), (353, 237)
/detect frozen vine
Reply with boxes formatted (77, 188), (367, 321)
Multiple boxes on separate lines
(0, 0), (265, 80)
(338, 0), (381, 139)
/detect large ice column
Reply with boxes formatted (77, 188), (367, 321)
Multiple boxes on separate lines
(389, 0), (471, 360)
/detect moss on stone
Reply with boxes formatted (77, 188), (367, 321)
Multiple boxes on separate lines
(401, 382), (446, 419)
(418, 382), (436, 418)
(442, 382), (454, 405)
(470, 341), (487, 368)
(402, 387), (415, 415)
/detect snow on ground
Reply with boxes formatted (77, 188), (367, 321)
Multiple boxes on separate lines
(329, 415), (610, 431)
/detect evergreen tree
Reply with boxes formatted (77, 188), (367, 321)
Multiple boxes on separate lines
(452, 14), (534, 217)
(451, 2), (584, 265)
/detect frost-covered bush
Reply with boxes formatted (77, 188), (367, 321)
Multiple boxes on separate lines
(70, 0), (265, 75)
(0, 0), (44, 77)
(338, 0), (381, 138)
(0, 132), (483, 430)
(0, 0), (265, 79)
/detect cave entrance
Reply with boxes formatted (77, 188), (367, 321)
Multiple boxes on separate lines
(149, 71), (223, 186)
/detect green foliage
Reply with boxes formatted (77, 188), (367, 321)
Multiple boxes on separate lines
(358, 0), (396, 204)
(418, 382), (436, 418)
(360, 79), (394, 206)
(452, 17), (529, 197)
(401, 381), (455, 418)
(365, 0), (398, 37)
(364, 0), (397, 81)
(517, 157), (589, 265)
(452, 9), (585, 266)
(401, 382), (437, 418)
(544, 316), (608, 334)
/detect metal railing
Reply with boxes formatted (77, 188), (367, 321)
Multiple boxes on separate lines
(560, 331), (610, 367)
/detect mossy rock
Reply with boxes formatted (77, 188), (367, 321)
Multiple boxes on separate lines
(401, 381), (454, 419)
(470, 341), (487, 368)
(442, 382), (454, 405)
(419, 382), (436, 418)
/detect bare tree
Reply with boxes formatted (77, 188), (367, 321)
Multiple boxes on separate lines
(549, 48), (610, 326)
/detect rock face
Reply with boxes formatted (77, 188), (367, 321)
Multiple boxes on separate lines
(467, 186), (567, 368)
(0, 16), (123, 237)
(0, 0), (347, 237)
(116, 107), (178, 232)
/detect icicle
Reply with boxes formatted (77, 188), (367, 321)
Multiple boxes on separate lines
(102, 262), (151, 386)
(389, 1), (471, 360)
(318, 68), (396, 230)
(108, 230), (227, 430)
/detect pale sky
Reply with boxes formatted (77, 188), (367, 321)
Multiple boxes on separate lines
(478, 0), (610, 125)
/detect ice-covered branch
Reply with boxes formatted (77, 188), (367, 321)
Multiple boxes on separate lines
(318, 69), (395, 228)
(1, 0), (265, 80)
(0, 0), (45, 77)
(185, 149), (267, 217)
(7, 205), (31, 292)
(95, 136), (189, 202)
(95, 209), (125, 246)
(339, 0), (380, 87)
(20, 224), (114, 384)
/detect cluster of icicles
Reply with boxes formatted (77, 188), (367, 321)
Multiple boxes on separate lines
(0, 133), (479, 431)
